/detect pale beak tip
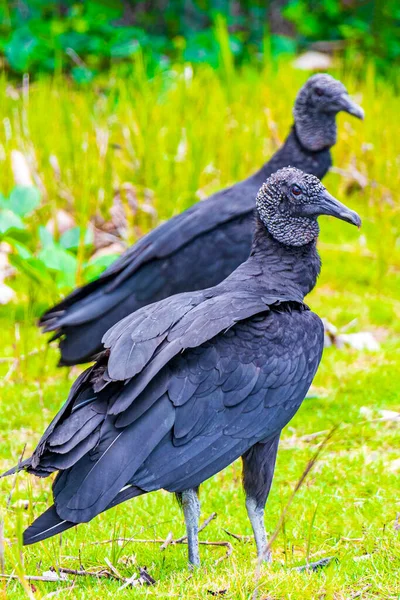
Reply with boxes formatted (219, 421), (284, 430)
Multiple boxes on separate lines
(340, 211), (362, 228)
(348, 105), (365, 121)
(356, 107), (365, 121)
(342, 94), (365, 120)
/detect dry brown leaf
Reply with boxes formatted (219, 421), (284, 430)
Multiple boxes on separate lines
(91, 243), (125, 261)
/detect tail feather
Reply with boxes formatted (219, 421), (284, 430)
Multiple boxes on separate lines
(23, 485), (145, 545)
(1, 458), (32, 478)
(23, 505), (75, 545)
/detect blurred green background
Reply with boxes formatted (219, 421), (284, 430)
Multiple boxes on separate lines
(1, 0), (399, 80)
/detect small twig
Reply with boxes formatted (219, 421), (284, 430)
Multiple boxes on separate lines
(90, 513), (217, 547)
(349, 584), (372, 598)
(291, 429), (330, 443)
(117, 574), (139, 591)
(222, 529), (252, 543)
(57, 567), (107, 578)
(83, 513), (227, 565)
(104, 558), (124, 580)
(59, 565), (153, 587)
(4, 360), (17, 382)
(292, 556), (336, 572)
(0, 349), (41, 363)
(117, 567), (155, 591)
(283, 412), (400, 447)
(1, 565), (154, 589)
(112, 538), (232, 564)
(160, 531), (174, 551)
(203, 541), (233, 565)
(340, 317), (358, 333)
(0, 573), (69, 583)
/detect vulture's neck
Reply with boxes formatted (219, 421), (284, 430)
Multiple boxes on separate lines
(253, 127), (332, 185)
(248, 216), (321, 300)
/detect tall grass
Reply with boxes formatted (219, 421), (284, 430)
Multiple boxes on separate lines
(0, 58), (398, 227)
(0, 56), (399, 599)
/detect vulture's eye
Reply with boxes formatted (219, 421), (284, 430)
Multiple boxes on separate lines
(315, 87), (324, 97)
(291, 184), (302, 197)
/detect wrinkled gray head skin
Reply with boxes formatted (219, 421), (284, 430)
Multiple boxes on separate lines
(256, 167), (361, 247)
(294, 74), (364, 152)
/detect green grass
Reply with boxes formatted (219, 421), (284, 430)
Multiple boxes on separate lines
(0, 58), (399, 598)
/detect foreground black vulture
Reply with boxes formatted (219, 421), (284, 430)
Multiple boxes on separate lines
(4, 167), (361, 566)
(39, 74), (364, 365)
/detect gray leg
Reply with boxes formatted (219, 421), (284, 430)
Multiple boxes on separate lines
(242, 434), (280, 562)
(181, 488), (201, 567)
(245, 495), (270, 561)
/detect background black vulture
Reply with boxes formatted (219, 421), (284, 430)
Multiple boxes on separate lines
(4, 167), (361, 566)
(39, 74), (364, 366)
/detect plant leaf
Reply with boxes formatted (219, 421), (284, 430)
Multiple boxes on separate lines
(39, 226), (55, 249)
(9, 254), (54, 286)
(0, 209), (25, 234)
(37, 246), (77, 275)
(60, 226), (93, 251)
(9, 186), (41, 217)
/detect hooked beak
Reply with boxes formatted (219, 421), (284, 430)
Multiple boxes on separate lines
(315, 188), (362, 227)
(337, 93), (364, 120)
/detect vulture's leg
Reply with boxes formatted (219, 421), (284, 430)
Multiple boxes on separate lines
(180, 488), (201, 567)
(242, 433), (281, 562)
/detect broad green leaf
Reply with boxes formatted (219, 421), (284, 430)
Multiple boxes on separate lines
(59, 226), (81, 250)
(55, 268), (78, 289)
(5, 28), (39, 72)
(6, 239), (33, 260)
(9, 186), (41, 217)
(39, 226), (55, 249)
(60, 226), (93, 251)
(0, 209), (25, 234)
(9, 254), (54, 286)
(38, 245), (77, 275)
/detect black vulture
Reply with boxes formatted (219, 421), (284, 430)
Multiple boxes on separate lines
(39, 74), (364, 366)
(4, 167), (361, 566)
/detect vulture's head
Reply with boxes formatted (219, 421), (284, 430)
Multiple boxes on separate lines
(256, 167), (361, 246)
(293, 74), (364, 151)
